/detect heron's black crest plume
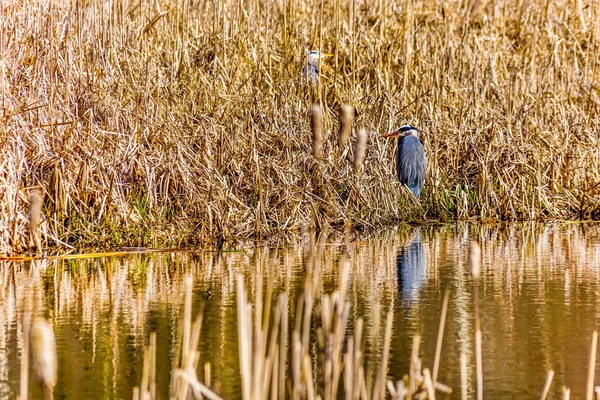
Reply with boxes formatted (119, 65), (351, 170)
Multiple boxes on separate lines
(398, 125), (417, 133)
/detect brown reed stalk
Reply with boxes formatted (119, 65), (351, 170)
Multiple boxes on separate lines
(470, 241), (483, 400)
(432, 289), (449, 383)
(19, 311), (30, 400)
(409, 335), (421, 395)
(372, 311), (393, 400)
(540, 370), (554, 400)
(30, 318), (57, 400)
(236, 274), (286, 400)
(312, 104), (324, 159)
(353, 129), (368, 171)
(460, 352), (468, 400)
(28, 191), (42, 252)
(134, 332), (157, 400)
(586, 330), (598, 400)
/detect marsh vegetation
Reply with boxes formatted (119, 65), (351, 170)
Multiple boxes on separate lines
(2, 0), (600, 253)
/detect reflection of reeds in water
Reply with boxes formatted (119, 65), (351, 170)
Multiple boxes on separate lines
(1, 224), (600, 397)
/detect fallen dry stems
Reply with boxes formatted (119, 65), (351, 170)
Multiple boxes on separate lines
(2, 0), (600, 253)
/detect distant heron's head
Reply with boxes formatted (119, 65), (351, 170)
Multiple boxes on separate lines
(307, 51), (331, 67)
(382, 125), (420, 139)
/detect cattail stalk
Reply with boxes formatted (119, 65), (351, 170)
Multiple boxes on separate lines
(353, 129), (367, 171)
(29, 191), (42, 252)
(312, 104), (324, 158)
(338, 105), (354, 147)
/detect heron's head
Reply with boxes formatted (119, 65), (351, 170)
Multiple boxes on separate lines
(382, 125), (420, 139)
(307, 51), (331, 67)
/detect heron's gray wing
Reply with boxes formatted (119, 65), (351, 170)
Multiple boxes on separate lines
(302, 65), (319, 85)
(397, 136), (426, 196)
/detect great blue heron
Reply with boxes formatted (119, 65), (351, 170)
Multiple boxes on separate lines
(383, 125), (426, 198)
(302, 51), (331, 85)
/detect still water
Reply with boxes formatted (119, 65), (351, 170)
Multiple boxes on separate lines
(1, 223), (600, 399)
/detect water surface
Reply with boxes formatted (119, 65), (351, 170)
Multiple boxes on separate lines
(1, 223), (600, 399)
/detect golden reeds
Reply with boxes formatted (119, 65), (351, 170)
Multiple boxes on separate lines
(3, 0), (600, 250)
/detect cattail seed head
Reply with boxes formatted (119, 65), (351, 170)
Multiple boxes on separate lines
(353, 129), (368, 171)
(311, 104), (323, 158)
(29, 191), (42, 233)
(338, 105), (354, 148)
(469, 241), (481, 279)
(31, 318), (57, 392)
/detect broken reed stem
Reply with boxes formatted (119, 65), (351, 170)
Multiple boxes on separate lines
(353, 129), (367, 171)
(373, 311), (393, 400)
(19, 311), (30, 400)
(409, 335), (421, 395)
(134, 332), (157, 400)
(586, 330), (598, 400)
(338, 105), (354, 148)
(470, 241), (483, 400)
(475, 329), (483, 400)
(237, 275), (252, 400)
(423, 368), (436, 400)
(460, 352), (468, 400)
(432, 289), (449, 383)
(30, 318), (57, 400)
(540, 370), (554, 400)
(563, 387), (571, 400)
(312, 104), (323, 159)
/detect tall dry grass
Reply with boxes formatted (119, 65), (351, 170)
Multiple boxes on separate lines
(2, 0), (600, 253)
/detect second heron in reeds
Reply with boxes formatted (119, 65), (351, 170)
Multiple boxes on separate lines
(383, 125), (426, 198)
(302, 51), (331, 85)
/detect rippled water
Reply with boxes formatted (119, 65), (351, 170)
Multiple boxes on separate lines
(1, 223), (600, 399)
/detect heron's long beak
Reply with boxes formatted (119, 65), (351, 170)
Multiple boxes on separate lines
(321, 53), (333, 58)
(381, 131), (401, 138)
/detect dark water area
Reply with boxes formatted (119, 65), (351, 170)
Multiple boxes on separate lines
(1, 222), (600, 399)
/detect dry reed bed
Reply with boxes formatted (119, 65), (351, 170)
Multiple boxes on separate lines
(2, 0), (600, 252)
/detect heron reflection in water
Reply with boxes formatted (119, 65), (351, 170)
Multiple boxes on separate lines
(397, 227), (426, 302)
